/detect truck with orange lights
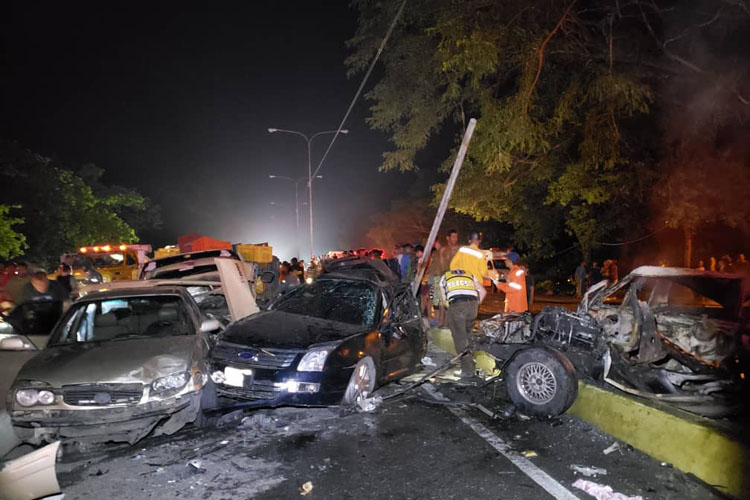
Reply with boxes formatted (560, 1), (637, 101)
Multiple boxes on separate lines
(60, 244), (152, 284)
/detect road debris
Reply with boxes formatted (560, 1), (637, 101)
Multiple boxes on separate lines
(421, 356), (437, 367)
(603, 442), (621, 455)
(187, 459), (206, 474)
(356, 395), (383, 412)
(521, 450), (538, 458)
(300, 481), (314, 496)
(572, 479), (643, 500)
(571, 465), (608, 477)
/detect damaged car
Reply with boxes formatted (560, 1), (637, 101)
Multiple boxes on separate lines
(208, 258), (427, 408)
(478, 266), (749, 418)
(7, 258), (258, 445)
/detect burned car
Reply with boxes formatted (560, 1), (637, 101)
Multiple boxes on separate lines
(478, 266), (749, 418)
(209, 258), (427, 408)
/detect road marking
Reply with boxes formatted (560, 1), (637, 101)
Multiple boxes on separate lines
(422, 383), (581, 500)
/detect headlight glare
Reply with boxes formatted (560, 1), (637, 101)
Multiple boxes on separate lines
(151, 372), (189, 393)
(15, 389), (39, 407)
(297, 347), (334, 372)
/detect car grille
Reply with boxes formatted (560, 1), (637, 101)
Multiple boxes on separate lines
(62, 383), (144, 406)
(218, 379), (281, 401)
(213, 343), (303, 370)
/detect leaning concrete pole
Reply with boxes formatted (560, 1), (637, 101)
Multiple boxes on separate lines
(411, 118), (477, 295)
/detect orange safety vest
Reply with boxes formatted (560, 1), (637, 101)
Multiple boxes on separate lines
(497, 265), (528, 312)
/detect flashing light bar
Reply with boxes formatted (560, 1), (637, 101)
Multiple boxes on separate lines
(78, 244), (134, 253)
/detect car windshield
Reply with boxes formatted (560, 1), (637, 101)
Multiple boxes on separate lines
(272, 279), (379, 327)
(50, 295), (193, 345)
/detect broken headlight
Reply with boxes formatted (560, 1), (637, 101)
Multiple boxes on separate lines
(297, 347), (334, 372)
(151, 372), (189, 394)
(15, 388), (55, 407)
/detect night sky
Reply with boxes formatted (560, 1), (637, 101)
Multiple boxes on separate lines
(1, 1), (429, 259)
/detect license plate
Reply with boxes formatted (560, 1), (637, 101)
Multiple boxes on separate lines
(224, 366), (252, 387)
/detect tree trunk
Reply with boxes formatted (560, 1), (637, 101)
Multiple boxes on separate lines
(683, 227), (693, 268)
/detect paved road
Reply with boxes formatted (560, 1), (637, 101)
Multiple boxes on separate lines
(54, 363), (719, 500)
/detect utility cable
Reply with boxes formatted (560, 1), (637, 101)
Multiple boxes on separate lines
(310, 0), (409, 179)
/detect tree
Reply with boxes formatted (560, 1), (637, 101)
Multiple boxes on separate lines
(0, 205), (27, 260)
(0, 142), (150, 267)
(348, 0), (750, 262)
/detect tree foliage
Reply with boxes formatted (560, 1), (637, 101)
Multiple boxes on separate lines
(348, 0), (750, 260)
(0, 142), (158, 267)
(0, 205), (27, 260)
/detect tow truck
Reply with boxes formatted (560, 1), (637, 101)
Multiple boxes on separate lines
(60, 244), (152, 284)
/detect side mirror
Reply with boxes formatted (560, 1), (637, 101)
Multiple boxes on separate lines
(0, 335), (37, 351)
(199, 318), (221, 333)
(260, 271), (275, 284)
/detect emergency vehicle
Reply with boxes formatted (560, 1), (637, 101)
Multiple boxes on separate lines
(60, 244), (152, 283)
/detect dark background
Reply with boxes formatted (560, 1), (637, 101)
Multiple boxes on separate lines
(1, 1), (436, 259)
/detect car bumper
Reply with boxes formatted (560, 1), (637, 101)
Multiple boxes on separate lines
(210, 362), (350, 407)
(11, 392), (200, 444)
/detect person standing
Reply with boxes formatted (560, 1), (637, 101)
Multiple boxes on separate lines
(427, 245), (444, 326)
(445, 232), (489, 383)
(437, 230), (460, 327)
(21, 271), (69, 303)
(575, 261), (587, 298)
(589, 261), (603, 287)
(6, 262), (30, 304)
(56, 264), (78, 295)
(496, 252), (528, 312)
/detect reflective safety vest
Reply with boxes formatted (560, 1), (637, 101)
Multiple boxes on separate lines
(449, 245), (487, 283)
(440, 269), (479, 303)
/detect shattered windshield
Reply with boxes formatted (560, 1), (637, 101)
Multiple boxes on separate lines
(272, 279), (379, 327)
(50, 295), (193, 345)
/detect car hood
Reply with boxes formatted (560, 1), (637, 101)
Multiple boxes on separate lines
(220, 310), (367, 349)
(16, 336), (197, 387)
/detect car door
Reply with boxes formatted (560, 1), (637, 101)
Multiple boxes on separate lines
(380, 288), (423, 380)
(215, 258), (259, 321)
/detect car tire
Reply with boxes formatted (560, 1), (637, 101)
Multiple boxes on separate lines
(505, 347), (577, 417)
(342, 357), (376, 406)
(194, 379), (218, 428)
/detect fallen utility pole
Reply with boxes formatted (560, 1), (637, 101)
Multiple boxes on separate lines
(411, 118), (477, 295)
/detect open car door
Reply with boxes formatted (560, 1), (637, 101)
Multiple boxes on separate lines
(215, 258), (259, 321)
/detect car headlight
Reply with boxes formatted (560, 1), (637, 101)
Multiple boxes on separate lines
(151, 372), (189, 394)
(15, 389), (55, 407)
(297, 347), (335, 372)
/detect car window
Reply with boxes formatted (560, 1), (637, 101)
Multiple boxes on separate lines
(272, 279), (378, 327)
(151, 264), (217, 280)
(50, 295), (192, 345)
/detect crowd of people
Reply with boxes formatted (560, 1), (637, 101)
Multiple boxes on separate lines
(0, 262), (76, 312)
(695, 253), (749, 277)
(573, 259), (619, 298)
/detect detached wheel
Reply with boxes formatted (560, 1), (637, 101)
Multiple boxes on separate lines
(506, 347), (577, 417)
(342, 357), (376, 406)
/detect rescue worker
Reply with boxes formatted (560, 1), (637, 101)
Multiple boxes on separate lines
(496, 252), (528, 312)
(443, 232), (489, 383)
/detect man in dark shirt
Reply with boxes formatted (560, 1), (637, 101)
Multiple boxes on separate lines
(55, 264), (78, 295)
(21, 270), (69, 303)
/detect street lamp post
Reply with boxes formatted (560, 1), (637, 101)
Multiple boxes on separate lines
(267, 128), (348, 261)
(268, 175), (320, 230)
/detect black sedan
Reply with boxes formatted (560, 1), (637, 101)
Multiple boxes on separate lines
(208, 259), (427, 407)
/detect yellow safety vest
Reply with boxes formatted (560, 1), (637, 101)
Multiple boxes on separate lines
(441, 269), (479, 302)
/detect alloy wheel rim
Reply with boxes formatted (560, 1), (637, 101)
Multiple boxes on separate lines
(516, 362), (556, 405)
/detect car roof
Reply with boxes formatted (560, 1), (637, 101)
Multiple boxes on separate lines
(76, 285), (193, 302)
(148, 249), (239, 267)
(321, 257), (399, 286)
(630, 265), (742, 281)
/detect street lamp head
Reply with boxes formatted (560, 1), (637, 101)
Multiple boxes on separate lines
(268, 175), (276, 179)
(315, 175), (323, 179)
(268, 128), (278, 133)
(340, 129), (349, 134)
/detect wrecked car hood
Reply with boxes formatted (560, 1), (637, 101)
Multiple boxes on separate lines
(220, 310), (366, 349)
(15, 336), (196, 387)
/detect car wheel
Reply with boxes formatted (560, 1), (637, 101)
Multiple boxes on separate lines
(342, 357), (376, 406)
(505, 347), (577, 417)
(194, 379), (218, 428)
